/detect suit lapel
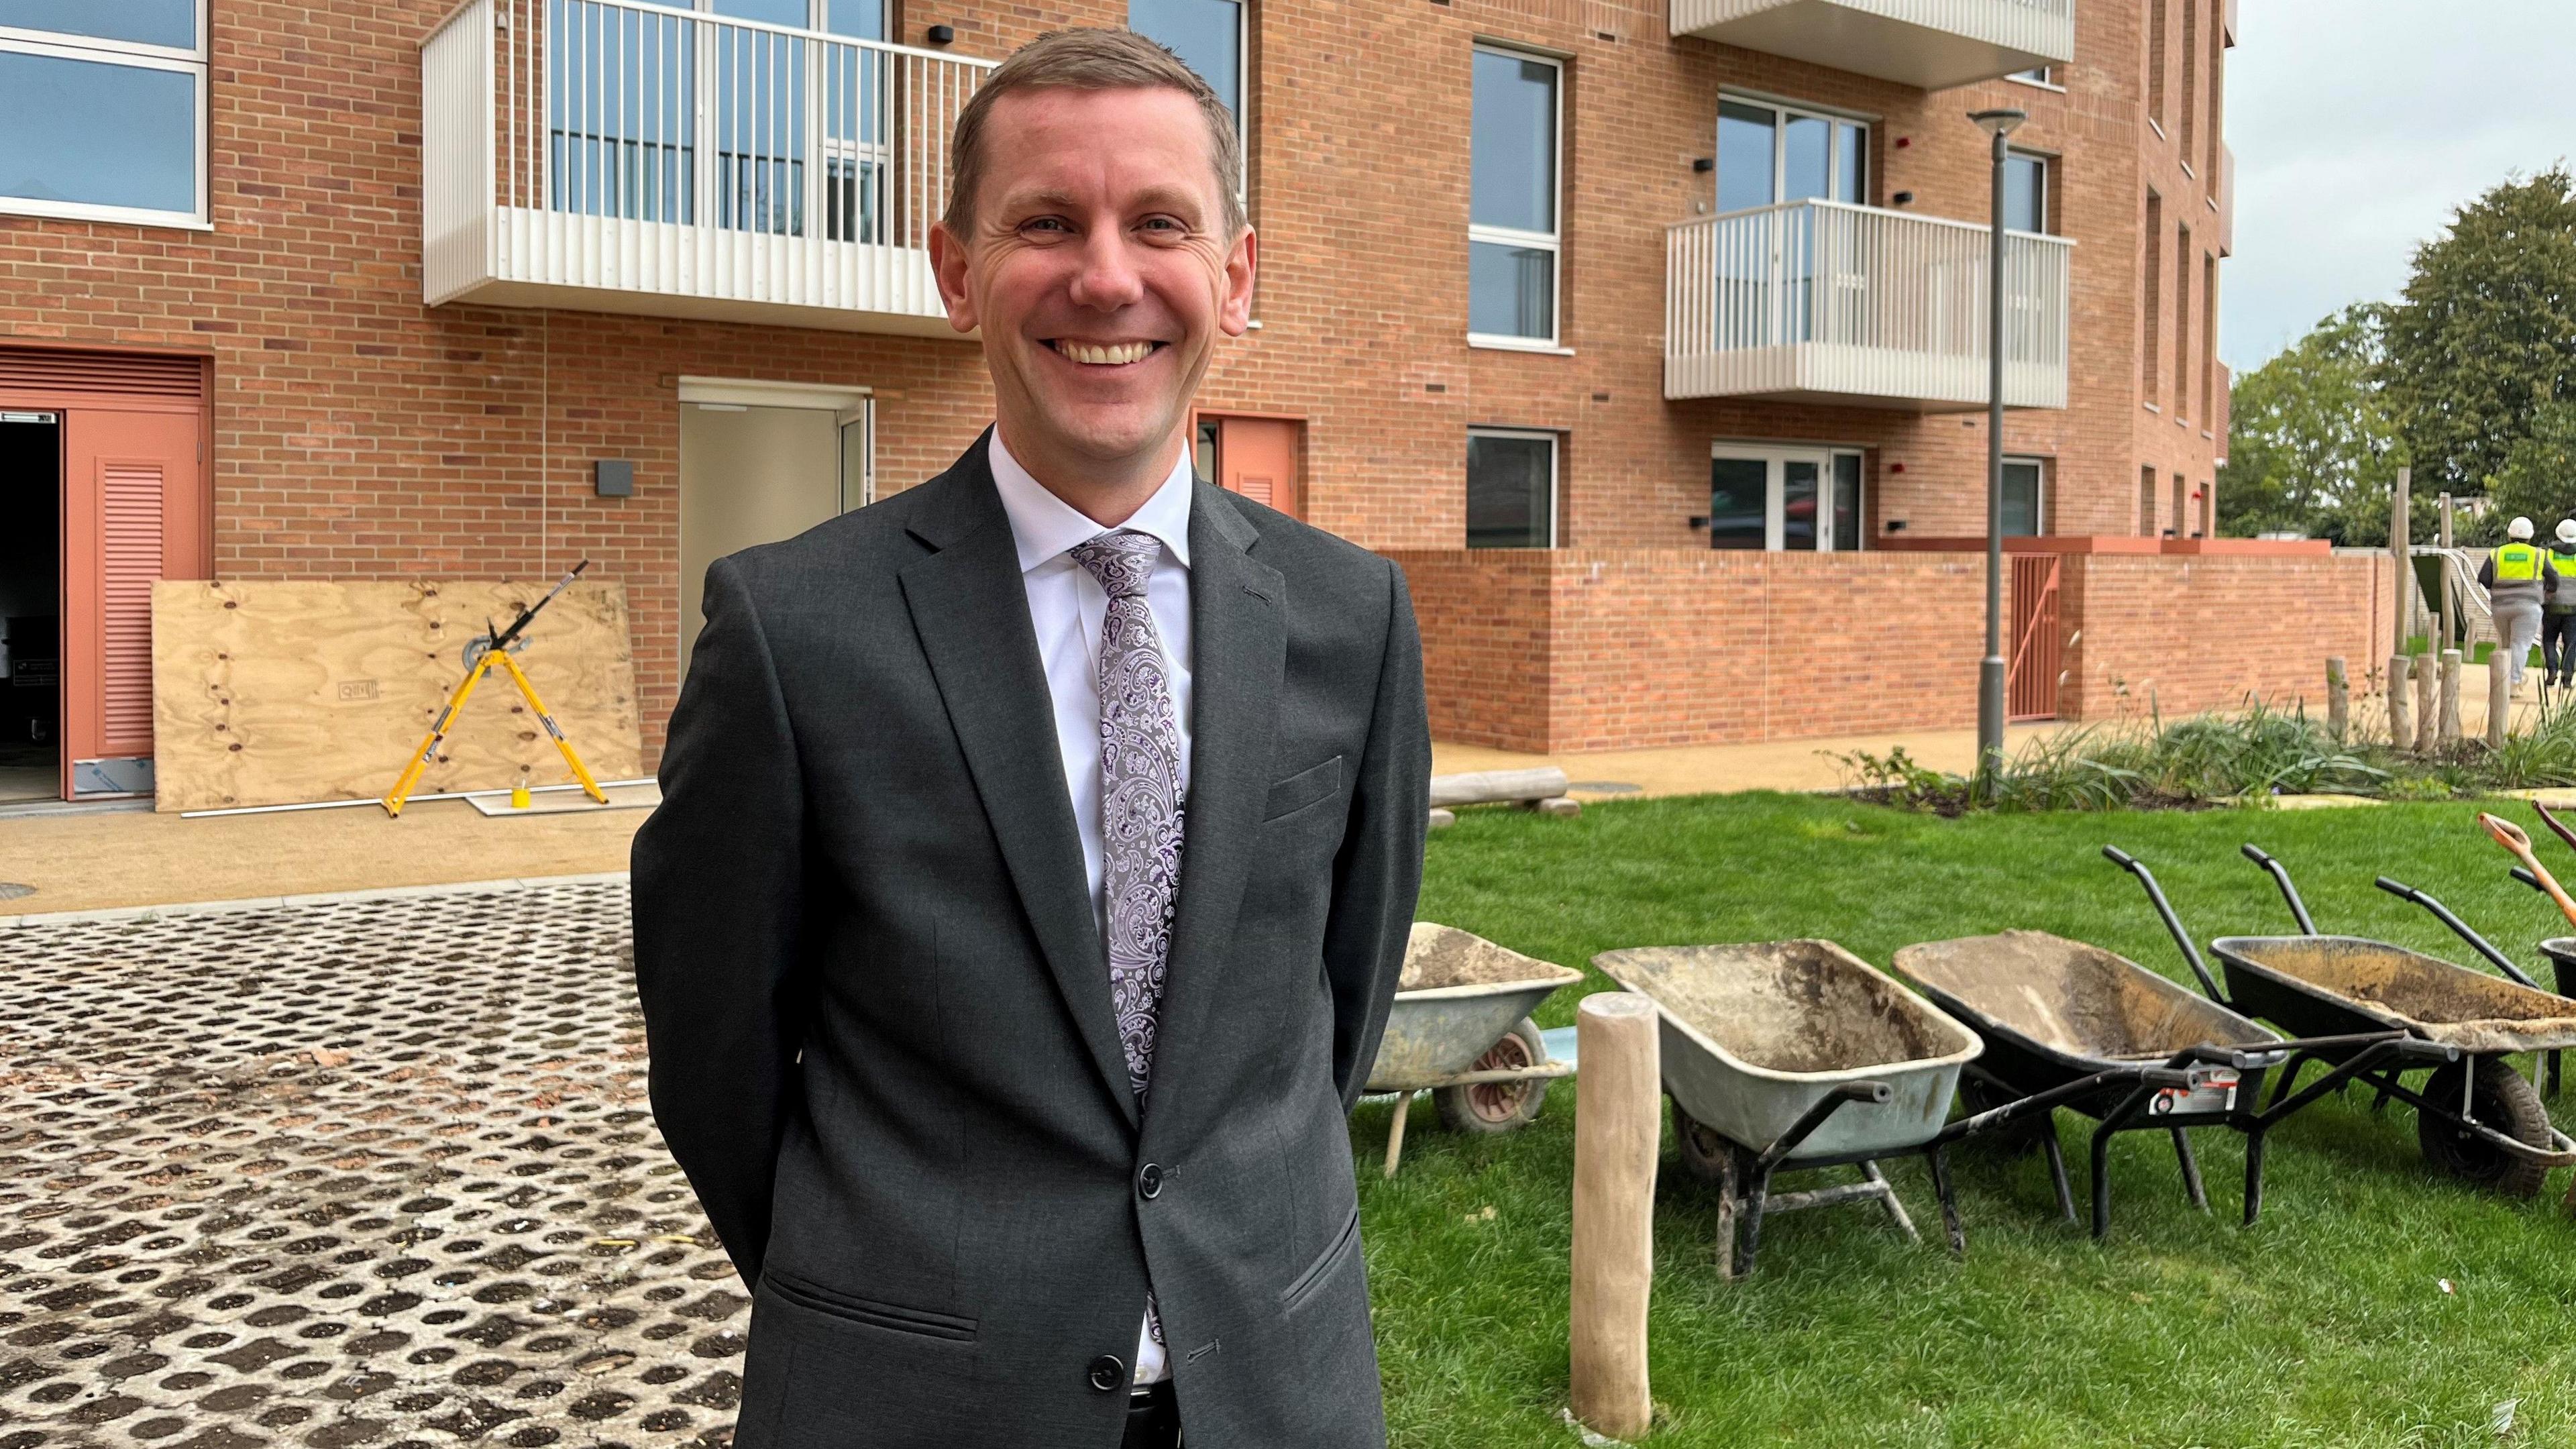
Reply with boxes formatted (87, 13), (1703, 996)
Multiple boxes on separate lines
(1146, 485), (1287, 1132)
(898, 439), (1137, 1128)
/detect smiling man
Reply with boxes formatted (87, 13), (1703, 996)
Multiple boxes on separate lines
(630, 28), (1432, 1449)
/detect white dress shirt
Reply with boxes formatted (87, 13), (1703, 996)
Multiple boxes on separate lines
(987, 428), (1194, 1387)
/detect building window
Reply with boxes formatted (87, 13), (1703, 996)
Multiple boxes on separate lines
(2179, 0), (2199, 164)
(2200, 252), (2218, 426)
(1468, 46), (1562, 347)
(2174, 224), (2194, 421)
(1467, 430), (1557, 547)
(2169, 473), (2186, 538)
(2139, 465), (2158, 537)
(2002, 458), (2047, 537)
(2003, 150), (2049, 234)
(2148, 0), (2168, 130)
(1128, 0), (1244, 144)
(1715, 96), (1866, 214)
(0, 0), (206, 227)
(2142, 192), (2163, 406)
(2009, 64), (2057, 88)
(1707, 444), (1864, 552)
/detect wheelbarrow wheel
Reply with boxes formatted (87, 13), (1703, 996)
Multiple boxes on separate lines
(1434, 1018), (1550, 1135)
(2417, 1057), (2552, 1199)
(1957, 1074), (2048, 1157)
(1671, 1100), (1733, 1185)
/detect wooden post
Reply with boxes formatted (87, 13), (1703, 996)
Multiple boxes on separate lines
(2326, 657), (2349, 743)
(2387, 655), (2414, 749)
(2438, 492), (2455, 653)
(2415, 653), (2440, 753)
(2391, 466), (2412, 657)
(2440, 649), (2463, 745)
(1570, 993), (1658, 1443)
(2487, 652), (2511, 747)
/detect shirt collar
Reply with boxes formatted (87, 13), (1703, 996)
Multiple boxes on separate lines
(988, 428), (1195, 576)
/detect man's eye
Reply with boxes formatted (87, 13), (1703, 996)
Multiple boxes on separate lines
(1139, 217), (1187, 237)
(1020, 217), (1071, 235)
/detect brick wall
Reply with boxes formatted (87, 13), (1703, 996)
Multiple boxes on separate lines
(1397, 547), (2377, 753)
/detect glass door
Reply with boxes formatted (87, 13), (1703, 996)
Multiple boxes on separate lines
(1709, 445), (1864, 551)
(1715, 99), (1868, 347)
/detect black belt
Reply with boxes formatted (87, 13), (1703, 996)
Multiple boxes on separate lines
(1123, 1381), (1181, 1449)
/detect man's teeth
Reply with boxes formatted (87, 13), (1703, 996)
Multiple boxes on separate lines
(1055, 341), (1153, 365)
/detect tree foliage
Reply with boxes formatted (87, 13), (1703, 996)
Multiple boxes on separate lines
(2216, 303), (2405, 541)
(2485, 398), (2576, 538)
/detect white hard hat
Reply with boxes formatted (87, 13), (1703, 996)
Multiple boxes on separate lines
(2557, 519), (2576, 544)
(2510, 516), (2536, 540)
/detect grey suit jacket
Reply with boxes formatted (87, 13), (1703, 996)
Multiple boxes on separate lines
(631, 435), (1432, 1448)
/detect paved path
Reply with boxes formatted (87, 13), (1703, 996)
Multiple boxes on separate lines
(0, 880), (748, 1449)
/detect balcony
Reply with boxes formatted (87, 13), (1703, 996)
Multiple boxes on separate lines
(1664, 199), (2072, 411)
(423, 0), (994, 335)
(1670, 0), (2073, 91)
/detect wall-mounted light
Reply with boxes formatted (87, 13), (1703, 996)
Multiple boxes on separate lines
(1692, 157), (1714, 173)
(1688, 515), (1711, 529)
(926, 23), (955, 44)
(1892, 190), (1915, 205)
(1886, 519), (1909, 532)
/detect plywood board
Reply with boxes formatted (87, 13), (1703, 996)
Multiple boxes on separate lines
(152, 580), (643, 812)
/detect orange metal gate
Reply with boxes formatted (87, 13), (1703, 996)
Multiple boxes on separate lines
(2006, 553), (2062, 721)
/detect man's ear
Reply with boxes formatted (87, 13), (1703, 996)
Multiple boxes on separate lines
(1218, 227), (1257, 338)
(930, 221), (978, 335)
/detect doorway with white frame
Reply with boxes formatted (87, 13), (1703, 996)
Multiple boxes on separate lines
(677, 376), (871, 672)
(1706, 442), (1864, 551)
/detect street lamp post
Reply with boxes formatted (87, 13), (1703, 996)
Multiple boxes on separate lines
(1968, 107), (2027, 794)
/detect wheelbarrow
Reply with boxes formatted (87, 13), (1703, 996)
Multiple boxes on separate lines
(1593, 941), (1986, 1275)
(2128, 845), (2576, 1203)
(1364, 923), (1581, 1177)
(1894, 920), (2413, 1238)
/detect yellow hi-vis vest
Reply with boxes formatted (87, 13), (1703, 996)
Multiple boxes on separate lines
(2496, 542), (2544, 580)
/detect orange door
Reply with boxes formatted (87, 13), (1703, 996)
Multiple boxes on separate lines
(1213, 415), (1301, 519)
(61, 408), (207, 796)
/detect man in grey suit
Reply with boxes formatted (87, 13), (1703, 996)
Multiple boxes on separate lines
(631, 27), (1432, 1449)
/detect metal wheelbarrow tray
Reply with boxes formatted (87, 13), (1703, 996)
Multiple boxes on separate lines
(1364, 923), (1582, 1177)
(1895, 928), (2410, 1236)
(1595, 940), (1983, 1275)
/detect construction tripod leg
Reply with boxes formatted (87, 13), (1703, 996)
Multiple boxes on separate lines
(494, 649), (610, 804)
(382, 651), (501, 818)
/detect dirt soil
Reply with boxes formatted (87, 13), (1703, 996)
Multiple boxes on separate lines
(1400, 922), (1582, 992)
(1595, 941), (1969, 1075)
(1894, 930), (2271, 1060)
(2226, 936), (2576, 1052)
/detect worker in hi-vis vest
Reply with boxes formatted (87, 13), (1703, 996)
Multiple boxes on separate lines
(2546, 519), (2576, 690)
(2481, 516), (2559, 694)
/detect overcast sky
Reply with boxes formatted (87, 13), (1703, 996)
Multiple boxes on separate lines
(2220, 0), (2576, 372)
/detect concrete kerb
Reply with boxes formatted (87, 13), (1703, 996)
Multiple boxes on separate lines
(0, 869), (634, 928)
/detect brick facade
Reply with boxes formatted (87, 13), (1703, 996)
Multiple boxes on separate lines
(1, 0), (2239, 775)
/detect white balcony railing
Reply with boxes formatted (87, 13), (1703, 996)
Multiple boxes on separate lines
(423, 0), (994, 333)
(1670, 0), (2073, 91)
(1665, 199), (2072, 411)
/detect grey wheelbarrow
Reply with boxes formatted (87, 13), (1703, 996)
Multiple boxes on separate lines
(1364, 924), (1582, 1177)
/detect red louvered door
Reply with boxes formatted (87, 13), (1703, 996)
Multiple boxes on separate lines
(62, 409), (207, 796)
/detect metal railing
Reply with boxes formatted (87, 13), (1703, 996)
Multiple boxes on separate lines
(424, 0), (992, 321)
(1664, 199), (2072, 409)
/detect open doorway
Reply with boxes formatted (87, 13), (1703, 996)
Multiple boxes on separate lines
(0, 412), (61, 802)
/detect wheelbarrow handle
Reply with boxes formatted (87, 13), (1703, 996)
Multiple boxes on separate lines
(2241, 843), (2319, 935)
(1749, 1080), (1892, 1174)
(2374, 876), (2541, 987)
(2514, 865), (2544, 894)
(2102, 845), (2228, 1004)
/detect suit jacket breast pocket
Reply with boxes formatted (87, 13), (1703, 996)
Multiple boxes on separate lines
(1261, 755), (1344, 822)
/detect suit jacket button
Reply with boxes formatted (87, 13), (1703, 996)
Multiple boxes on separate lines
(1137, 1163), (1164, 1200)
(1087, 1354), (1127, 1393)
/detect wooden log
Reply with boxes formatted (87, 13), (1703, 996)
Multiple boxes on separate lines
(2491, 649), (2513, 749)
(1570, 993), (1658, 1443)
(1532, 796), (1582, 818)
(2414, 654), (2440, 753)
(2440, 650), (2463, 745)
(2390, 466), (2411, 656)
(1430, 767), (1572, 809)
(2326, 657), (2349, 743)
(2386, 655), (2414, 749)
(1426, 808), (1457, 830)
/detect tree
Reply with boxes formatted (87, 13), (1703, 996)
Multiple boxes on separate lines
(2485, 398), (2576, 536)
(2382, 167), (2576, 494)
(2217, 303), (2406, 541)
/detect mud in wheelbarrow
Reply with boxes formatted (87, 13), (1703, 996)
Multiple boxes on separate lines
(1363, 923), (1582, 1177)
(1895, 926), (2412, 1237)
(1594, 940), (1985, 1275)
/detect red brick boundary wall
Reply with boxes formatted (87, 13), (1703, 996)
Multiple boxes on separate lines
(1387, 545), (2383, 753)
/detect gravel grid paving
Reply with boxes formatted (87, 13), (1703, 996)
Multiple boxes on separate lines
(0, 881), (754, 1449)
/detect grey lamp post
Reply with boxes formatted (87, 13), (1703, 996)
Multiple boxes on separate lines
(1968, 107), (2027, 793)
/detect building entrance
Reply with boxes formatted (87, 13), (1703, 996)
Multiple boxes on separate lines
(676, 378), (871, 674)
(0, 412), (61, 802)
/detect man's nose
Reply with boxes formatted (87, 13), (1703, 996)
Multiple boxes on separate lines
(1065, 227), (1147, 312)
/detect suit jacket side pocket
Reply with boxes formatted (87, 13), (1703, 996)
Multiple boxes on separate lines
(1262, 755), (1345, 822)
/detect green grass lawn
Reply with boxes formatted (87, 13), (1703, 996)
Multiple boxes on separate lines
(1365, 794), (2576, 1448)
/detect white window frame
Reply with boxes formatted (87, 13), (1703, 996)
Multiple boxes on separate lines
(1466, 44), (1564, 352)
(2004, 147), (2050, 235)
(2002, 455), (2048, 537)
(2008, 64), (2063, 91)
(1707, 441), (1865, 552)
(1126, 0), (1248, 186)
(1715, 91), (1871, 213)
(0, 4), (210, 229)
(1466, 427), (1560, 549)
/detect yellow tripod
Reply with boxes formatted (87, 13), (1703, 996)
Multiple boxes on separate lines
(382, 561), (610, 818)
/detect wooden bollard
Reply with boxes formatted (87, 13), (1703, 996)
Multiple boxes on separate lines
(2440, 649), (2463, 745)
(2491, 649), (2513, 749)
(1570, 993), (1658, 1442)
(2386, 655), (2414, 750)
(2326, 657), (2349, 743)
(2415, 655), (2440, 753)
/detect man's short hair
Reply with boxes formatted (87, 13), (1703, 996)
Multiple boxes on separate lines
(944, 27), (1246, 240)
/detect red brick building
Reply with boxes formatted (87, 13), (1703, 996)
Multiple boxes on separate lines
(0, 0), (2326, 800)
